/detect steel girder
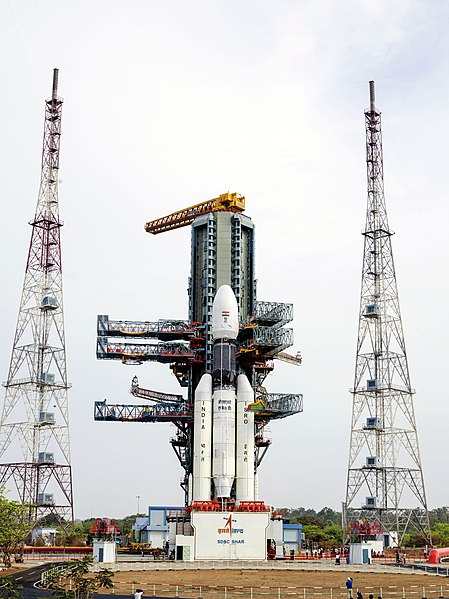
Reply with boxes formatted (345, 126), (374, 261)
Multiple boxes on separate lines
(344, 82), (430, 545)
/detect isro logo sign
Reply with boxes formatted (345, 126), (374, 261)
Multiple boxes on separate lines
(217, 514), (245, 544)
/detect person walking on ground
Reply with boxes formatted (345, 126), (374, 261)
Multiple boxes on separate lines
(395, 550), (400, 564)
(346, 577), (353, 598)
(335, 551), (341, 565)
(402, 552), (407, 565)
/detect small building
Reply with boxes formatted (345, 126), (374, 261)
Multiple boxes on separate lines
(133, 506), (182, 548)
(267, 518), (284, 559)
(350, 540), (383, 564)
(93, 540), (117, 563)
(31, 527), (56, 546)
(283, 523), (303, 555)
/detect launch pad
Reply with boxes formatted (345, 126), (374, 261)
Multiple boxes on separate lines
(95, 194), (303, 560)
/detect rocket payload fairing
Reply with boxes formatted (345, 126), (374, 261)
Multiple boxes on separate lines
(192, 285), (255, 502)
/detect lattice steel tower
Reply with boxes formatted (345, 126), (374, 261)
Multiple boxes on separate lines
(0, 69), (73, 527)
(343, 81), (430, 545)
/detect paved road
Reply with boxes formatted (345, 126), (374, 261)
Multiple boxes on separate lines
(5, 563), (171, 598)
(6, 563), (57, 597)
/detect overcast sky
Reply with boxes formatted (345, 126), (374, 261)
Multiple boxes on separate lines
(1, 0), (448, 520)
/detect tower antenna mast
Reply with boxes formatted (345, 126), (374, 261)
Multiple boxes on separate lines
(0, 69), (74, 528)
(343, 81), (430, 545)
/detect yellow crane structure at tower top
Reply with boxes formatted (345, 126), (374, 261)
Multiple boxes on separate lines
(145, 192), (245, 235)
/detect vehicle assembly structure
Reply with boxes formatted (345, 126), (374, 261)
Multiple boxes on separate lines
(95, 193), (303, 559)
(0, 69), (74, 527)
(343, 81), (430, 546)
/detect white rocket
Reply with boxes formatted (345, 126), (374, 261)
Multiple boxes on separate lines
(192, 285), (255, 502)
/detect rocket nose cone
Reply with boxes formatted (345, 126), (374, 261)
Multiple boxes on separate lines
(195, 373), (212, 394)
(237, 373), (253, 394)
(213, 285), (236, 306)
(211, 285), (239, 340)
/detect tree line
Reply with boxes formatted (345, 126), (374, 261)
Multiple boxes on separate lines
(278, 506), (449, 548)
(2, 488), (449, 569)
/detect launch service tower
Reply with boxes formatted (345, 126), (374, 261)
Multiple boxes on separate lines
(95, 193), (303, 560)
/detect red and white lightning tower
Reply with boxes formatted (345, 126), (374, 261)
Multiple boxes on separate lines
(0, 69), (73, 527)
(343, 81), (430, 545)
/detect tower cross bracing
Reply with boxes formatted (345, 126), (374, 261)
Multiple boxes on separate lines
(0, 69), (73, 527)
(344, 81), (430, 545)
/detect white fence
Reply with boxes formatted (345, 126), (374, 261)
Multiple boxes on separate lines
(104, 581), (449, 599)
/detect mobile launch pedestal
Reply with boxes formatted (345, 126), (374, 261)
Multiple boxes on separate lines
(95, 195), (303, 560)
(190, 511), (271, 560)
